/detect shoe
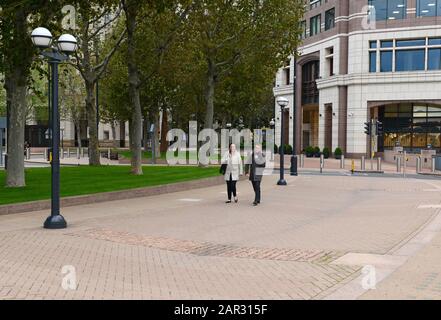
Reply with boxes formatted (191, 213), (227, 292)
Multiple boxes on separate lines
(226, 200), (232, 204)
(253, 202), (258, 206)
(234, 197), (238, 203)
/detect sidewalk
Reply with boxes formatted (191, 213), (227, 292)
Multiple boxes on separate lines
(1, 172), (441, 299)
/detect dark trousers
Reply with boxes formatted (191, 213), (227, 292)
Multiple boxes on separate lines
(252, 180), (261, 203)
(226, 175), (237, 200)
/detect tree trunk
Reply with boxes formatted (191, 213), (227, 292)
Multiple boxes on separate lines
(143, 116), (149, 151)
(5, 71), (26, 187)
(124, 1), (143, 175)
(75, 121), (82, 149)
(204, 60), (216, 130)
(85, 80), (100, 165)
(160, 108), (169, 153)
(154, 112), (160, 158)
(111, 122), (117, 148)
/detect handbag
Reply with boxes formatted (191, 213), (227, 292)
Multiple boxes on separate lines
(220, 163), (227, 175)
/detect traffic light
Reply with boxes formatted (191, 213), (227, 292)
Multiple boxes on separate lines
(364, 122), (371, 136)
(376, 121), (384, 136)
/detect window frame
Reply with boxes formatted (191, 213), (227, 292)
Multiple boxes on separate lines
(369, 37), (441, 72)
(310, 14), (321, 37)
(325, 8), (335, 31)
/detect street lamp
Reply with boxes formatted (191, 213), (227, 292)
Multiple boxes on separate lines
(269, 119), (275, 162)
(32, 27), (78, 229)
(276, 97), (289, 186)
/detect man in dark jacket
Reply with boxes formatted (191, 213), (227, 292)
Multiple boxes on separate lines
(245, 144), (266, 206)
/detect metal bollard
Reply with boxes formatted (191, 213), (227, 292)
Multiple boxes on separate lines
(361, 156), (366, 171)
(26, 148), (31, 160)
(396, 156), (401, 173)
(300, 154), (304, 168)
(432, 156), (436, 173)
(81, 147), (85, 158)
(320, 154), (324, 173)
(44, 148), (48, 161)
(416, 156), (421, 174)
(403, 151), (407, 177)
(61, 148), (64, 159)
(77, 148), (80, 159)
(377, 157), (382, 172)
(67, 148), (71, 158)
(340, 155), (345, 169)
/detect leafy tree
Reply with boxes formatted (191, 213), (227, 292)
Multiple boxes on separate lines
(119, 0), (192, 175)
(71, 0), (125, 165)
(0, 0), (65, 187)
(184, 0), (304, 130)
(59, 65), (86, 148)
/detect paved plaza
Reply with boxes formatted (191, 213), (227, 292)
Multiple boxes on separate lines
(1, 170), (441, 300)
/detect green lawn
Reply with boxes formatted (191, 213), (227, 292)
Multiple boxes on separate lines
(0, 166), (220, 206)
(119, 150), (222, 162)
(119, 150), (168, 160)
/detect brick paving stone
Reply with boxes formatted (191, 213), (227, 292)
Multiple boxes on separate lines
(0, 174), (440, 299)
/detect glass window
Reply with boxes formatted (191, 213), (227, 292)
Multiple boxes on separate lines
(369, 41), (377, 49)
(369, 52), (377, 72)
(369, 0), (387, 21)
(428, 48), (441, 70)
(310, 0), (322, 10)
(414, 105), (428, 118)
(427, 133), (441, 148)
(429, 38), (441, 46)
(388, 0), (407, 20)
(310, 14), (321, 36)
(381, 40), (393, 48)
(399, 103), (413, 113)
(369, 0), (406, 21)
(380, 51), (393, 72)
(300, 20), (307, 39)
(396, 39), (426, 47)
(325, 8), (335, 31)
(417, 0), (439, 17)
(396, 49), (425, 71)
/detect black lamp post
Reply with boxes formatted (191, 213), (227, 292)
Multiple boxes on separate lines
(291, 56), (298, 176)
(270, 119), (275, 162)
(31, 27), (78, 229)
(277, 97), (288, 186)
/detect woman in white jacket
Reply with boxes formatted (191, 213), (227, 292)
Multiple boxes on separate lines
(222, 144), (243, 203)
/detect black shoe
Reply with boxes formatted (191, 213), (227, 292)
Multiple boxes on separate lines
(253, 202), (258, 206)
(234, 197), (238, 203)
(226, 200), (232, 204)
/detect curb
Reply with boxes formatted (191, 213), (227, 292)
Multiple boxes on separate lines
(0, 175), (225, 216)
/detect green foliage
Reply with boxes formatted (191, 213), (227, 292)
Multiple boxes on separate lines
(322, 147), (330, 159)
(305, 146), (314, 158)
(334, 147), (343, 159)
(313, 147), (321, 157)
(0, 81), (5, 117)
(281, 144), (293, 155)
(182, 0), (304, 128)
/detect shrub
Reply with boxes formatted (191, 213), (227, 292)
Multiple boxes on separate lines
(274, 144), (279, 154)
(284, 144), (293, 155)
(305, 146), (314, 158)
(334, 147), (343, 159)
(322, 147), (330, 159)
(313, 147), (321, 157)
